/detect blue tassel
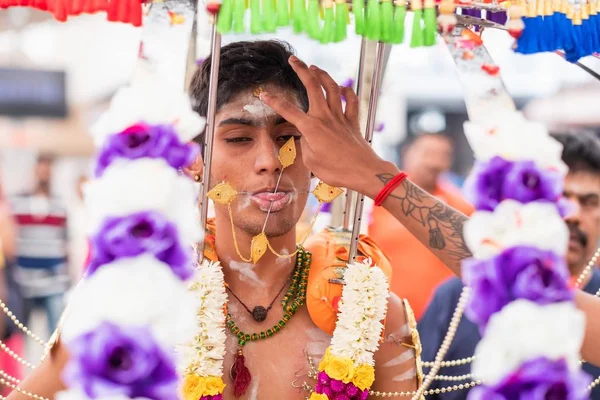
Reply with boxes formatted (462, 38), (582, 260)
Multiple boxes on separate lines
(565, 24), (585, 62)
(515, 16), (541, 54)
(591, 14), (600, 52)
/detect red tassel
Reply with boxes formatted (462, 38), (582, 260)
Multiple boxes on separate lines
(232, 349), (251, 398)
(70, 0), (83, 15)
(53, 0), (68, 21)
(117, 0), (129, 22)
(106, 0), (119, 21)
(129, 0), (142, 26)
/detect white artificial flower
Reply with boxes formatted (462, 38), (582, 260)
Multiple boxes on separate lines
(329, 260), (389, 366)
(179, 260), (228, 377)
(84, 158), (202, 244)
(61, 254), (197, 349)
(464, 200), (568, 259)
(464, 111), (567, 175)
(57, 389), (150, 400)
(91, 81), (205, 146)
(472, 299), (585, 385)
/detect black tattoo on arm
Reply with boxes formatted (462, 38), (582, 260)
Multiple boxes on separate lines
(376, 173), (472, 262)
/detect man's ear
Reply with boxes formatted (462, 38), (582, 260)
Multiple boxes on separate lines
(183, 153), (204, 182)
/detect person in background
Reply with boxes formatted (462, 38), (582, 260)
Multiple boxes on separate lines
(418, 131), (600, 399)
(369, 133), (474, 319)
(10, 154), (69, 336)
(68, 174), (89, 281)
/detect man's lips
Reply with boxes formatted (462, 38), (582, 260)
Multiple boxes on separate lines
(250, 191), (291, 212)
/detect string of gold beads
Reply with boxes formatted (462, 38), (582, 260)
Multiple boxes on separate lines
(0, 369), (21, 384)
(422, 356), (475, 368)
(575, 246), (600, 288)
(0, 299), (47, 347)
(434, 373), (472, 381)
(0, 377), (49, 400)
(369, 380), (480, 397)
(226, 248), (310, 346)
(589, 375), (600, 390)
(0, 340), (36, 369)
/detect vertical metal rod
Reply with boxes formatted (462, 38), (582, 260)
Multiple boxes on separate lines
(347, 41), (386, 262)
(342, 38), (368, 231)
(197, 20), (221, 260)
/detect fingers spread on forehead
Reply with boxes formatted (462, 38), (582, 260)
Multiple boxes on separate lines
(340, 86), (360, 131)
(288, 56), (327, 113)
(313, 67), (343, 117)
(260, 92), (307, 129)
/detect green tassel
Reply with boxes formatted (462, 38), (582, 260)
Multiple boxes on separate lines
(334, 0), (348, 41)
(250, 0), (264, 33)
(352, 0), (366, 34)
(366, 0), (381, 40)
(410, 8), (424, 47)
(263, 0), (277, 31)
(217, 0), (234, 33)
(381, 0), (393, 42)
(307, 0), (322, 39)
(423, 4), (436, 45)
(321, 5), (335, 43)
(293, 0), (307, 32)
(276, 0), (290, 26)
(232, 0), (246, 33)
(391, 3), (406, 43)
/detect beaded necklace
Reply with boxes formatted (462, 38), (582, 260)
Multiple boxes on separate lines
(226, 247), (311, 397)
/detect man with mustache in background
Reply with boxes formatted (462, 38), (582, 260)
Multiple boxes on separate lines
(418, 130), (600, 400)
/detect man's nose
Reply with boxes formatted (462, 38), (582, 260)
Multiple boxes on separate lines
(254, 138), (281, 175)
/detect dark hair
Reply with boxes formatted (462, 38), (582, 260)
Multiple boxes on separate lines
(401, 132), (452, 154)
(550, 130), (600, 173)
(36, 154), (54, 164)
(189, 40), (308, 121)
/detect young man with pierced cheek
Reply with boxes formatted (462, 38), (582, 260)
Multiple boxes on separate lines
(7, 41), (421, 400)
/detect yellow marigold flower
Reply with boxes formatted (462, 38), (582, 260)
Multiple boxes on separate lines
(203, 376), (226, 396)
(309, 393), (330, 400)
(183, 374), (205, 400)
(318, 347), (333, 371)
(353, 364), (376, 390)
(324, 355), (355, 383)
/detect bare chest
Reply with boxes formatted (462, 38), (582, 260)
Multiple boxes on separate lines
(220, 307), (331, 400)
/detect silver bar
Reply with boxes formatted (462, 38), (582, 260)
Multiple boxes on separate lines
(347, 41), (387, 262)
(197, 19), (222, 260)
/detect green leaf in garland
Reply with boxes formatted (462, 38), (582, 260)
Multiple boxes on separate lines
(292, 0), (307, 32)
(232, 0), (246, 32)
(366, 0), (381, 40)
(321, 1), (335, 43)
(263, 0), (277, 31)
(352, 0), (366, 34)
(391, 1), (406, 43)
(250, 0), (264, 33)
(277, 0), (291, 26)
(410, 0), (424, 47)
(423, 0), (436, 46)
(381, 0), (393, 42)
(334, 0), (349, 41)
(217, 0), (234, 33)
(307, 0), (322, 39)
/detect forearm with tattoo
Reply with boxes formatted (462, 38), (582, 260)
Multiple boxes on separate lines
(376, 173), (472, 276)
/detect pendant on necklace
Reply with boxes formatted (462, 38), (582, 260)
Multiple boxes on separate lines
(251, 305), (268, 322)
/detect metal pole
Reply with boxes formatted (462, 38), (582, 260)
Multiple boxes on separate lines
(197, 19), (221, 260)
(347, 41), (387, 262)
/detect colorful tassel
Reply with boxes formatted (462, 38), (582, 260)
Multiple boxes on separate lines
(217, 0), (234, 32)
(307, 0), (322, 39)
(410, 0), (424, 47)
(292, 0), (307, 32)
(276, 0), (290, 26)
(366, 0), (381, 40)
(250, 0), (263, 33)
(334, 0), (349, 41)
(321, 0), (335, 43)
(353, 0), (366, 34)
(381, 0), (393, 42)
(232, 349), (251, 398)
(232, 0), (246, 32)
(423, 0), (436, 46)
(391, 0), (406, 43)
(263, 0), (277, 31)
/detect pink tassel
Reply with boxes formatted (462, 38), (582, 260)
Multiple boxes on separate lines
(232, 349), (251, 398)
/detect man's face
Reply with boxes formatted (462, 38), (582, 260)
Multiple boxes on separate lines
(35, 160), (53, 186)
(563, 170), (600, 274)
(209, 85), (310, 238)
(403, 135), (453, 189)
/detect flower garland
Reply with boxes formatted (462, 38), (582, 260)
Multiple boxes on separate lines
(311, 259), (390, 400)
(57, 82), (205, 400)
(461, 111), (591, 398)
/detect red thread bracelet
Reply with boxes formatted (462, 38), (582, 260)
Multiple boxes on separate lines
(374, 172), (408, 206)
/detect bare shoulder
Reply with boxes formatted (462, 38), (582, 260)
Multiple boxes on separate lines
(372, 293), (422, 396)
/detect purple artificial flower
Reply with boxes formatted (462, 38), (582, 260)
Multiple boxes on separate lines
(468, 357), (591, 400)
(331, 379), (346, 393)
(63, 322), (178, 400)
(360, 390), (369, 400)
(319, 371), (332, 385)
(463, 246), (573, 330)
(96, 123), (199, 177)
(334, 394), (351, 400)
(88, 211), (192, 280)
(464, 157), (563, 211)
(340, 78), (354, 88)
(322, 386), (334, 398)
(345, 383), (360, 397)
(375, 122), (385, 133)
(201, 395), (223, 400)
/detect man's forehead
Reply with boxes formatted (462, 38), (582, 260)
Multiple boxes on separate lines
(565, 171), (600, 195)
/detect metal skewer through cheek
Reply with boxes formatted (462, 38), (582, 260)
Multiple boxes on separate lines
(261, 169), (285, 232)
(347, 41), (387, 263)
(197, 16), (222, 261)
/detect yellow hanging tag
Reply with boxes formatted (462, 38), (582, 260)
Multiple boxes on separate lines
(278, 137), (297, 168)
(312, 181), (344, 203)
(207, 182), (238, 205)
(251, 233), (269, 263)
